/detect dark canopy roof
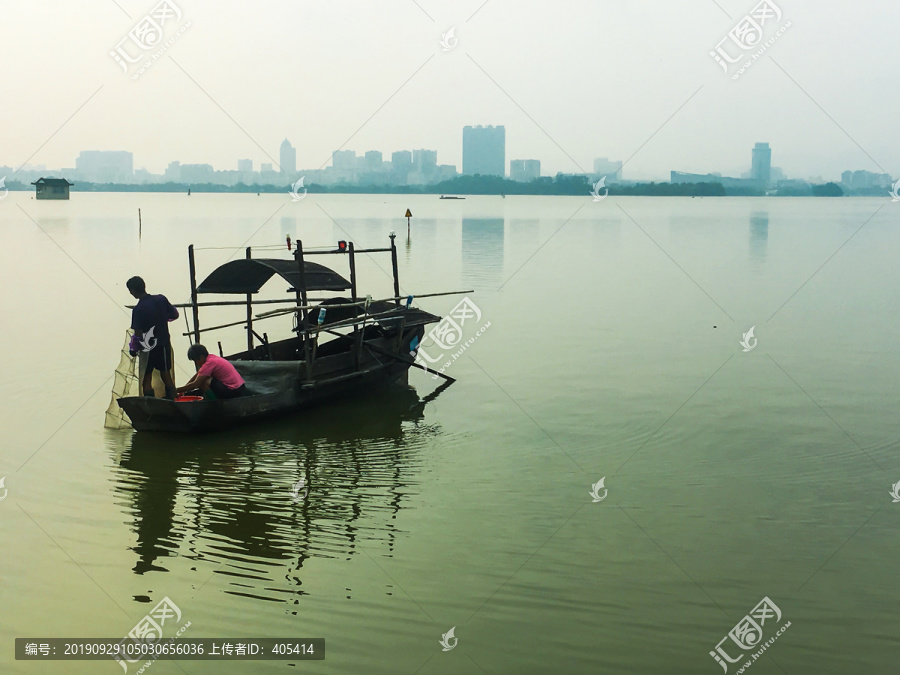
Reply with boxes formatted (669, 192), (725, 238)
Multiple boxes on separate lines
(31, 177), (74, 186)
(197, 258), (351, 294)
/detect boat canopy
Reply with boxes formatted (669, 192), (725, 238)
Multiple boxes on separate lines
(197, 259), (352, 294)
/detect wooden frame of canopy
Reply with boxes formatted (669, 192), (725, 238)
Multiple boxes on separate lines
(181, 235), (468, 381)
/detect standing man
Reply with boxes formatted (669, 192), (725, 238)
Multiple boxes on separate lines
(127, 276), (179, 399)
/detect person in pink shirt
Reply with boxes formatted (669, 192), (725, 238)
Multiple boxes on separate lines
(177, 344), (248, 400)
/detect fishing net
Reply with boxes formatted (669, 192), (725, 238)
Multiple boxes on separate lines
(105, 331), (140, 429)
(104, 330), (175, 429)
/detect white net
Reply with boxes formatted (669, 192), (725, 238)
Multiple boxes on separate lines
(105, 330), (141, 429)
(104, 330), (176, 429)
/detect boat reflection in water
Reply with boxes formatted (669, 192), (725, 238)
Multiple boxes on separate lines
(107, 381), (450, 601)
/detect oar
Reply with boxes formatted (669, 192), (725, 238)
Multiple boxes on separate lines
(421, 377), (454, 404)
(365, 344), (456, 383)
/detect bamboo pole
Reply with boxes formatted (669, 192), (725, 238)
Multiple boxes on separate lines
(136, 298), (303, 310)
(134, 290), (471, 312)
(389, 233), (400, 306)
(188, 245), (201, 343)
(300, 247), (392, 255)
(349, 242), (361, 371)
(253, 290), (474, 319)
(365, 343), (456, 383)
(182, 314), (276, 336)
(180, 290), (473, 337)
(348, 243), (358, 303)
(295, 242), (312, 379)
(181, 304), (414, 339)
(245, 247), (253, 353)
(294, 306), (406, 337)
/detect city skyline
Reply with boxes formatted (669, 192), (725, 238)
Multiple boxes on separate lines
(1, 1), (897, 183)
(4, 130), (891, 189)
(3, 134), (889, 190)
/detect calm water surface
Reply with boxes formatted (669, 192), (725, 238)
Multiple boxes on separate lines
(1, 193), (899, 674)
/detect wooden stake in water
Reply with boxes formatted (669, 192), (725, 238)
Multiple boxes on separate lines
(138, 208), (142, 241)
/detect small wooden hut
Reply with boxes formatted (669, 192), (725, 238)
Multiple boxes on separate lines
(32, 177), (73, 200)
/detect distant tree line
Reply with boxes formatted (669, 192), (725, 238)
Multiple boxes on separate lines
(811, 182), (844, 197)
(3, 175), (848, 197)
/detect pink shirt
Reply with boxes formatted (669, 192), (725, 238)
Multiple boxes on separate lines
(198, 354), (245, 390)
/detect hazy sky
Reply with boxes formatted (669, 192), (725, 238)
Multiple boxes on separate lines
(1, 0), (897, 180)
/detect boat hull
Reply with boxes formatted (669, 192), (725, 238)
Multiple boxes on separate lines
(118, 360), (411, 433)
(117, 330), (423, 433)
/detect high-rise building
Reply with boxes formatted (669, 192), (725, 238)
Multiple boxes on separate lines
(164, 161), (181, 182)
(437, 165), (458, 181)
(261, 163), (274, 173)
(510, 159), (540, 182)
(280, 139), (297, 174)
(408, 149), (439, 185)
(463, 125), (505, 177)
(238, 159), (253, 172)
(391, 151), (412, 167)
(364, 151), (383, 171)
(391, 151), (413, 185)
(842, 169), (893, 189)
(413, 149), (437, 171)
(76, 150), (134, 183)
(751, 143), (772, 186)
(332, 150), (356, 170)
(180, 164), (215, 183)
(593, 157), (623, 181)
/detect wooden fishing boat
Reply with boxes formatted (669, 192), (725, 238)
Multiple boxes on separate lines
(117, 234), (464, 433)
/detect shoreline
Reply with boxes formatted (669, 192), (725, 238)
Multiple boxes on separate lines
(1, 183), (876, 198)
